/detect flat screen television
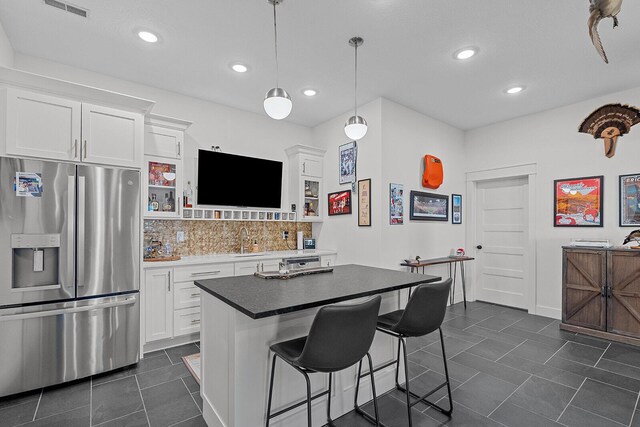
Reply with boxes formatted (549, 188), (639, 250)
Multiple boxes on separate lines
(197, 150), (283, 208)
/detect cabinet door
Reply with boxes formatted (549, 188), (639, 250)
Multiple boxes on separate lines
(321, 255), (337, 267)
(302, 178), (322, 221)
(301, 156), (322, 178)
(144, 156), (182, 218)
(261, 260), (281, 272)
(563, 249), (606, 331)
(235, 261), (262, 276)
(607, 251), (640, 339)
(5, 89), (81, 161)
(81, 103), (143, 168)
(145, 124), (182, 159)
(144, 269), (173, 342)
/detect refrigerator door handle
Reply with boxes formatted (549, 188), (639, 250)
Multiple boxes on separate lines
(0, 296), (137, 322)
(66, 175), (76, 291)
(77, 175), (86, 288)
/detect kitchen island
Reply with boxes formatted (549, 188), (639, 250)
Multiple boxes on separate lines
(195, 264), (441, 427)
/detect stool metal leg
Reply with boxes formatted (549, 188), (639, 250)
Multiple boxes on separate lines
(265, 354), (277, 427)
(460, 262), (467, 309)
(354, 355), (383, 426)
(439, 327), (454, 414)
(326, 373), (333, 426)
(366, 353), (380, 426)
(302, 370), (312, 427)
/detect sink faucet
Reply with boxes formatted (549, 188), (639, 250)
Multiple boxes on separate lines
(239, 227), (249, 254)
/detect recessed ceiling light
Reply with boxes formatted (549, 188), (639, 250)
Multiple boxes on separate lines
(505, 86), (525, 95)
(303, 89), (317, 97)
(138, 31), (158, 43)
(231, 63), (248, 73)
(454, 48), (477, 60)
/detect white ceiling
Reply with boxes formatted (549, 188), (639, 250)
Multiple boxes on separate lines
(1, 0), (640, 130)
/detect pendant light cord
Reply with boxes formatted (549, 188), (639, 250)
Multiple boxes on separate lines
(273, 1), (279, 88)
(354, 42), (358, 117)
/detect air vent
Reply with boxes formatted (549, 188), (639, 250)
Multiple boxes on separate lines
(43, 0), (88, 18)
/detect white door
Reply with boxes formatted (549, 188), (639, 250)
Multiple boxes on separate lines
(475, 177), (529, 309)
(144, 269), (174, 342)
(81, 103), (143, 168)
(5, 89), (81, 161)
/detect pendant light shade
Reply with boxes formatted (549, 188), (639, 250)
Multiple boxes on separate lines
(264, 87), (292, 120)
(344, 115), (368, 140)
(264, 0), (292, 120)
(345, 37), (367, 140)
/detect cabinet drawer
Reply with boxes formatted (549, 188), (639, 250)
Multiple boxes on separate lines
(174, 307), (200, 337)
(174, 263), (235, 282)
(174, 282), (201, 310)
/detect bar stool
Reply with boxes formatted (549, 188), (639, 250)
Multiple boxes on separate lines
(265, 296), (382, 427)
(355, 279), (453, 427)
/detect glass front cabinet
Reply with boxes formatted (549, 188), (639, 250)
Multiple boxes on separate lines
(286, 145), (326, 222)
(144, 156), (183, 218)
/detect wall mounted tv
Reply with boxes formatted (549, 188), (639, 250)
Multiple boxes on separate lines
(197, 150), (283, 208)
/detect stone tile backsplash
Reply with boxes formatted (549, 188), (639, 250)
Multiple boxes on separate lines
(144, 220), (313, 256)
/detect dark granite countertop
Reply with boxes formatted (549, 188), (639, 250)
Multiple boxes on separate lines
(194, 264), (441, 319)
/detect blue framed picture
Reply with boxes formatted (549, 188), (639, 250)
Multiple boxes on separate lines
(452, 194), (462, 224)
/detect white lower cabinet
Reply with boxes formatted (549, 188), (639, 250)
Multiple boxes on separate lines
(144, 268), (173, 343)
(174, 307), (201, 337)
(235, 260), (281, 276)
(321, 255), (338, 267)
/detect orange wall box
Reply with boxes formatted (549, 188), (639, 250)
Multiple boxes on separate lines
(422, 155), (443, 189)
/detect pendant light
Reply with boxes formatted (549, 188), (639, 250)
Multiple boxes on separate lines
(264, 0), (292, 120)
(344, 37), (367, 140)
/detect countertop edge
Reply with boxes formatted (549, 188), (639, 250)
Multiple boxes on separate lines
(143, 249), (338, 269)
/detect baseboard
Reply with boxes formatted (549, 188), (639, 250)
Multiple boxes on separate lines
(534, 305), (561, 320)
(143, 333), (200, 354)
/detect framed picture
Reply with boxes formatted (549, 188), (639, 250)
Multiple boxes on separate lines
(339, 142), (357, 185)
(358, 179), (371, 226)
(554, 176), (603, 227)
(452, 194), (462, 224)
(389, 183), (404, 225)
(409, 191), (448, 221)
(620, 173), (640, 227)
(328, 190), (352, 216)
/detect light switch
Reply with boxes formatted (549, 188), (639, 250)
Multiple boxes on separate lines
(33, 249), (44, 272)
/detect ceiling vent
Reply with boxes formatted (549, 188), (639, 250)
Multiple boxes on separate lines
(43, 0), (88, 18)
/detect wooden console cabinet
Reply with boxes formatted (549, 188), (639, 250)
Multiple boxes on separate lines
(562, 247), (640, 346)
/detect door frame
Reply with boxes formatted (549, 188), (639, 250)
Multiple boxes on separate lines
(466, 163), (537, 314)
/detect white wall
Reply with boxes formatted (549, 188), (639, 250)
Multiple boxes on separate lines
(466, 86), (640, 318)
(13, 53), (313, 209)
(312, 98), (467, 295)
(0, 21), (13, 67)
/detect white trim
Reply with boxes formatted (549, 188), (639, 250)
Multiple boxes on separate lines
(535, 305), (561, 320)
(466, 163), (538, 314)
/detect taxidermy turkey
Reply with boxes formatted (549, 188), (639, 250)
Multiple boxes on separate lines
(588, 0), (623, 63)
(623, 230), (640, 246)
(578, 104), (640, 158)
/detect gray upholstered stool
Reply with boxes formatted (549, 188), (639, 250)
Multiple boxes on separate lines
(266, 296), (382, 427)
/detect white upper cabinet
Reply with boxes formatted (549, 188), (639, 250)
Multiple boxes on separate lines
(286, 145), (326, 222)
(5, 88), (81, 161)
(301, 156), (322, 178)
(81, 103), (143, 168)
(145, 124), (183, 160)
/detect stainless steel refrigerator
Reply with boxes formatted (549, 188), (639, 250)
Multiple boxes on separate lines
(0, 156), (140, 397)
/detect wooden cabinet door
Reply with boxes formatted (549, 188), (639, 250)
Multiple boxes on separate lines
(607, 251), (640, 339)
(81, 103), (143, 168)
(5, 89), (81, 161)
(563, 249), (606, 330)
(144, 269), (173, 343)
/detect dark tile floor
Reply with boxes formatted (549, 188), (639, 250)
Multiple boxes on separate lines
(2, 301), (640, 427)
(330, 301), (640, 427)
(0, 342), (203, 427)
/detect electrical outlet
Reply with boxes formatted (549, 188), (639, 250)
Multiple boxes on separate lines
(177, 231), (185, 242)
(282, 231), (289, 240)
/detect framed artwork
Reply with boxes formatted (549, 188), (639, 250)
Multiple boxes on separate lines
(554, 176), (603, 227)
(328, 190), (352, 216)
(620, 173), (640, 227)
(339, 142), (357, 185)
(452, 194), (462, 224)
(358, 179), (371, 226)
(389, 183), (404, 225)
(409, 191), (448, 221)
